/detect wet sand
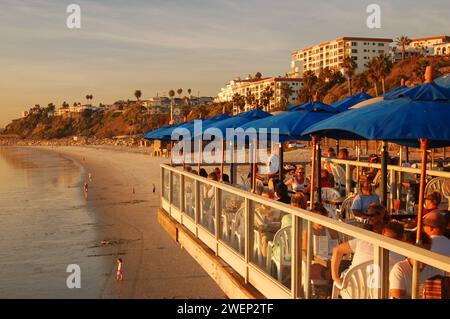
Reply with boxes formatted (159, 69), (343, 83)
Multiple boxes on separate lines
(37, 146), (225, 299)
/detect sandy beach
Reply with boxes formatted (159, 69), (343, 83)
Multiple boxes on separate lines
(34, 145), (225, 299)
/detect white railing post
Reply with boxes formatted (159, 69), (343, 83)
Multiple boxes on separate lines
(304, 220), (312, 299)
(169, 170), (173, 215)
(215, 187), (221, 255)
(180, 174), (185, 223)
(373, 245), (389, 299)
(244, 198), (251, 284)
(291, 215), (303, 299)
(160, 166), (164, 202)
(194, 179), (200, 237)
(345, 163), (352, 196)
(411, 259), (420, 299)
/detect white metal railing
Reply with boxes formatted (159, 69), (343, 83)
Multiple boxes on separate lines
(160, 164), (450, 299)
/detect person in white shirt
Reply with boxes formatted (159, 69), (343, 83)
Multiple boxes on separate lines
(331, 204), (395, 287)
(423, 211), (450, 256)
(389, 232), (441, 299)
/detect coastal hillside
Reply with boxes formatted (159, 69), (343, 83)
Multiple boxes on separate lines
(3, 105), (169, 139)
(2, 56), (450, 140)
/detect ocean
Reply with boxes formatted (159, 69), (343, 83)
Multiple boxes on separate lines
(0, 147), (107, 298)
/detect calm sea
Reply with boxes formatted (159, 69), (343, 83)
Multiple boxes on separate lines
(0, 147), (107, 298)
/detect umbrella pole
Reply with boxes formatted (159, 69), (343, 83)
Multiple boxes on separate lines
(310, 137), (317, 207)
(305, 135), (317, 299)
(221, 140), (225, 181)
(406, 146), (410, 163)
(252, 138), (257, 193)
(444, 147), (447, 160)
(381, 141), (389, 207)
(412, 139), (429, 299)
(336, 140), (340, 155)
(279, 142), (284, 182)
(317, 139), (322, 203)
(170, 141), (174, 166)
(197, 139), (202, 175)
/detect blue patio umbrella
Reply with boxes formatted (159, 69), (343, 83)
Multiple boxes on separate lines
(143, 122), (186, 141)
(435, 73), (450, 88)
(199, 108), (272, 140)
(382, 85), (408, 99)
(303, 67), (450, 251)
(331, 92), (373, 112)
(239, 101), (339, 141)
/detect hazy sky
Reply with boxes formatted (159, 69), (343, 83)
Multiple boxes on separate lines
(1, 0), (449, 127)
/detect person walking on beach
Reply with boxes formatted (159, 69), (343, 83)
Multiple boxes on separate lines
(83, 182), (89, 199)
(116, 258), (124, 281)
(88, 173), (93, 182)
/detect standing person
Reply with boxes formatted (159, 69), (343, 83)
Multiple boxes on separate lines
(116, 258), (124, 281)
(88, 173), (93, 182)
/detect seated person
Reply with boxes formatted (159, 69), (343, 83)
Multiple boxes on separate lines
(423, 191), (441, 216)
(325, 147), (336, 158)
(363, 154), (380, 182)
(321, 170), (333, 188)
(331, 204), (387, 287)
(254, 191), (280, 258)
(275, 183), (291, 204)
(338, 148), (349, 160)
(302, 203), (340, 283)
(423, 211), (450, 256)
(283, 165), (297, 183)
(285, 165), (310, 194)
(351, 181), (380, 219)
(221, 173), (230, 184)
(389, 232), (442, 299)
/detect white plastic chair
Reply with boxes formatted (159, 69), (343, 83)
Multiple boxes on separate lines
(331, 260), (375, 299)
(231, 208), (245, 253)
(330, 164), (346, 194)
(425, 177), (449, 210)
(320, 187), (342, 219)
(267, 226), (292, 282)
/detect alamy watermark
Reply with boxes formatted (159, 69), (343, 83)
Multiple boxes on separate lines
(66, 4), (81, 29)
(366, 4), (381, 29)
(66, 264), (81, 289)
(171, 121), (280, 174)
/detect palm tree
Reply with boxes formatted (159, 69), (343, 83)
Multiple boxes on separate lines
(374, 53), (393, 94)
(134, 90), (142, 101)
(245, 92), (256, 109)
(366, 58), (379, 96)
(254, 72), (262, 81)
(260, 86), (274, 111)
(302, 70), (318, 102)
(177, 88), (183, 98)
(168, 90), (175, 123)
(342, 56), (358, 96)
(396, 36), (412, 61)
(279, 83), (294, 111)
(232, 93), (245, 114)
(352, 72), (371, 93)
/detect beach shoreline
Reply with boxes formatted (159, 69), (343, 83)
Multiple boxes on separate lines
(17, 145), (225, 299)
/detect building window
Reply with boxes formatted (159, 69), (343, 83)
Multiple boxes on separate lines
(352, 49), (358, 53)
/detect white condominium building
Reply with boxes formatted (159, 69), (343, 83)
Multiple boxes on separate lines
(409, 35), (450, 50)
(218, 77), (303, 114)
(290, 37), (393, 78)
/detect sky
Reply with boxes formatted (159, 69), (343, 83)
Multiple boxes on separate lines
(0, 0), (449, 127)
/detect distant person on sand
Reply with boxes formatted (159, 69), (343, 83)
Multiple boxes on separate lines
(83, 182), (89, 198)
(116, 258), (124, 281)
(88, 173), (93, 182)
